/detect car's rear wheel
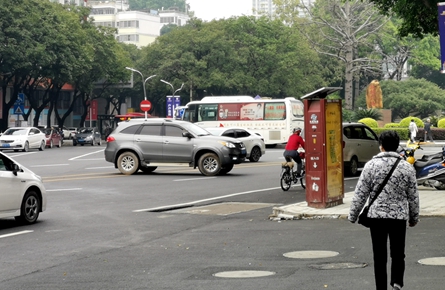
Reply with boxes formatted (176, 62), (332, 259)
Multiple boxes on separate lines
(73, 141), (77, 146)
(139, 166), (157, 173)
(249, 146), (262, 162)
(48, 140), (53, 148)
(219, 164), (234, 175)
(15, 190), (40, 224)
(198, 153), (221, 176)
(39, 140), (45, 151)
(348, 157), (359, 176)
(22, 141), (29, 152)
(57, 139), (62, 148)
(117, 152), (140, 175)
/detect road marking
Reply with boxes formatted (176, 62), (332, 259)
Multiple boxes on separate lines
(74, 158), (104, 161)
(30, 164), (69, 168)
(69, 149), (104, 161)
(46, 188), (82, 192)
(0, 230), (33, 239)
(85, 166), (115, 170)
(173, 177), (216, 182)
(133, 186), (284, 212)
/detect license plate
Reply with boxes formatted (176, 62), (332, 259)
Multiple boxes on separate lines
(78, 139), (84, 142)
(1, 144), (10, 148)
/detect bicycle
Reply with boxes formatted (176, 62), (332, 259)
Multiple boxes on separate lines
(280, 153), (306, 191)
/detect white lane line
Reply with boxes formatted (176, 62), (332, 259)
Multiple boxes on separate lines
(30, 164), (69, 168)
(133, 186), (281, 212)
(74, 158), (104, 161)
(7, 152), (37, 157)
(69, 150), (104, 161)
(0, 230), (33, 239)
(46, 188), (82, 192)
(174, 177), (216, 182)
(85, 166), (115, 170)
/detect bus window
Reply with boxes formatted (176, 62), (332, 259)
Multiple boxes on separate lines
(198, 104), (218, 121)
(264, 102), (286, 120)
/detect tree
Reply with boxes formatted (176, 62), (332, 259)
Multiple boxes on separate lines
(136, 16), (325, 116)
(274, 0), (388, 110)
(367, 0), (440, 37)
(128, 0), (187, 11)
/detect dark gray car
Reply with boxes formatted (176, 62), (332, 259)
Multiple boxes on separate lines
(104, 118), (246, 176)
(73, 127), (102, 146)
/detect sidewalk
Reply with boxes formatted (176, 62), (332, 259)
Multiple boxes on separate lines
(272, 186), (445, 220)
(273, 141), (445, 220)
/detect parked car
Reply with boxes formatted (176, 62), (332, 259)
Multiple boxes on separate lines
(343, 122), (380, 176)
(104, 118), (247, 176)
(0, 151), (46, 224)
(205, 127), (266, 162)
(67, 127), (78, 139)
(0, 127), (46, 152)
(43, 128), (62, 148)
(53, 126), (71, 140)
(73, 127), (102, 146)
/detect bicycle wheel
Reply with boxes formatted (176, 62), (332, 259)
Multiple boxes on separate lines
(280, 171), (292, 191)
(300, 171), (306, 189)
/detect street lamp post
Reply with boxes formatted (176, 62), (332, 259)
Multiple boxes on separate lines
(125, 67), (156, 119)
(160, 80), (184, 118)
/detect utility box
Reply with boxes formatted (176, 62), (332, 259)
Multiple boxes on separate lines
(302, 87), (344, 208)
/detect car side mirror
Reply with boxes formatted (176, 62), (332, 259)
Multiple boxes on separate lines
(12, 163), (20, 176)
(182, 132), (193, 138)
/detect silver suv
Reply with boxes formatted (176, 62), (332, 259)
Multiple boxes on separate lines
(104, 118), (246, 176)
(343, 122), (380, 176)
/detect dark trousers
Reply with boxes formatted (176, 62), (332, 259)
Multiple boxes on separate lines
(370, 219), (407, 290)
(283, 150), (302, 174)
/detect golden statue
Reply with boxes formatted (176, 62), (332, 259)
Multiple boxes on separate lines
(366, 80), (383, 109)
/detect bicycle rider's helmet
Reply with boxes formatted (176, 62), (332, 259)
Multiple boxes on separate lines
(293, 127), (302, 133)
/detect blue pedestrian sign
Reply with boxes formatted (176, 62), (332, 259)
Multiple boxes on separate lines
(14, 93), (25, 115)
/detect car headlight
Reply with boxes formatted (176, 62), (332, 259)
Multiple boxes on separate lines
(85, 136), (92, 140)
(218, 141), (236, 148)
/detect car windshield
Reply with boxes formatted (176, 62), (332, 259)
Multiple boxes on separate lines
(44, 128), (52, 135)
(4, 128), (27, 135)
(79, 128), (93, 133)
(180, 122), (211, 136)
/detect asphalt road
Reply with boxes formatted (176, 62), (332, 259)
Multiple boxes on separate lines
(1, 145), (444, 290)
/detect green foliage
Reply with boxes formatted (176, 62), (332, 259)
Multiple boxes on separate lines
(438, 118), (445, 128)
(129, 0), (186, 11)
(342, 109), (356, 122)
(383, 123), (400, 128)
(160, 24), (178, 35)
(367, 0), (437, 38)
(358, 118), (378, 128)
(399, 116), (424, 128)
(355, 108), (382, 121)
(377, 78), (445, 120)
(372, 128), (411, 140)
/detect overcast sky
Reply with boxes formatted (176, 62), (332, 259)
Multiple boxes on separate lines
(187, 0), (252, 21)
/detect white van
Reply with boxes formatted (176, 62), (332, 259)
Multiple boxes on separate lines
(0, 152), (46, 224)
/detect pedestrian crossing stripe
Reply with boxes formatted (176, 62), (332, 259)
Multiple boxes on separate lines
(14, 107), (23, 114)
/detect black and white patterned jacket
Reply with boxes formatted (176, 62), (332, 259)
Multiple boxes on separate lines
(348, 151), (419, 224)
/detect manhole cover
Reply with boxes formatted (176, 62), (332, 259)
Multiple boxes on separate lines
(213, 270), (276, 278)
(309, 262), (367, 270)
(283, 250), (339, 259)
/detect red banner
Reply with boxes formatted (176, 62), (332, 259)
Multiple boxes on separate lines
(86, 100), (98, 121)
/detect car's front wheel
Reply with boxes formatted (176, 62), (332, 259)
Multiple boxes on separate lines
(48, 140), (53, 148)
(22, 141), (29, 152)
(15, 190), (40, 224)
(249, 146), (262, 162)
(57, 139), (62, 148)
(117, 152), (140, 175)
(198, 153), (221, 176)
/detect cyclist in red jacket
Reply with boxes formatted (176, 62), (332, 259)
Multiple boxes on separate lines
(283, 127), (305, 177)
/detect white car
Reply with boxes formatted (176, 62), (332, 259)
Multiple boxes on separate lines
(0, 127), (46, 152)
(0, 151), (46, 224)
(205, 127), (266, 162)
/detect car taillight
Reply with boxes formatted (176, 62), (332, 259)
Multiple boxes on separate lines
(107, 136), (115, 142)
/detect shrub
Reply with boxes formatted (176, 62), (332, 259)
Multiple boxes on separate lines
(437, 118), (445, 128)
(383, 123), (400, 128)
(355, 108), (382, 121)
(399, 116), (424, 128)
(358, 118), (378, 128)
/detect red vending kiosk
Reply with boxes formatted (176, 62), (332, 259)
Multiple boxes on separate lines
(301, 87), (344, 208)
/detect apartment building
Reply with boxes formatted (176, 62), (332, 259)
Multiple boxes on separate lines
(252, 0), (315, 18)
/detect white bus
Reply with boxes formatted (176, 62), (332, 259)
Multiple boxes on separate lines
(182, 96), (304, 146)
